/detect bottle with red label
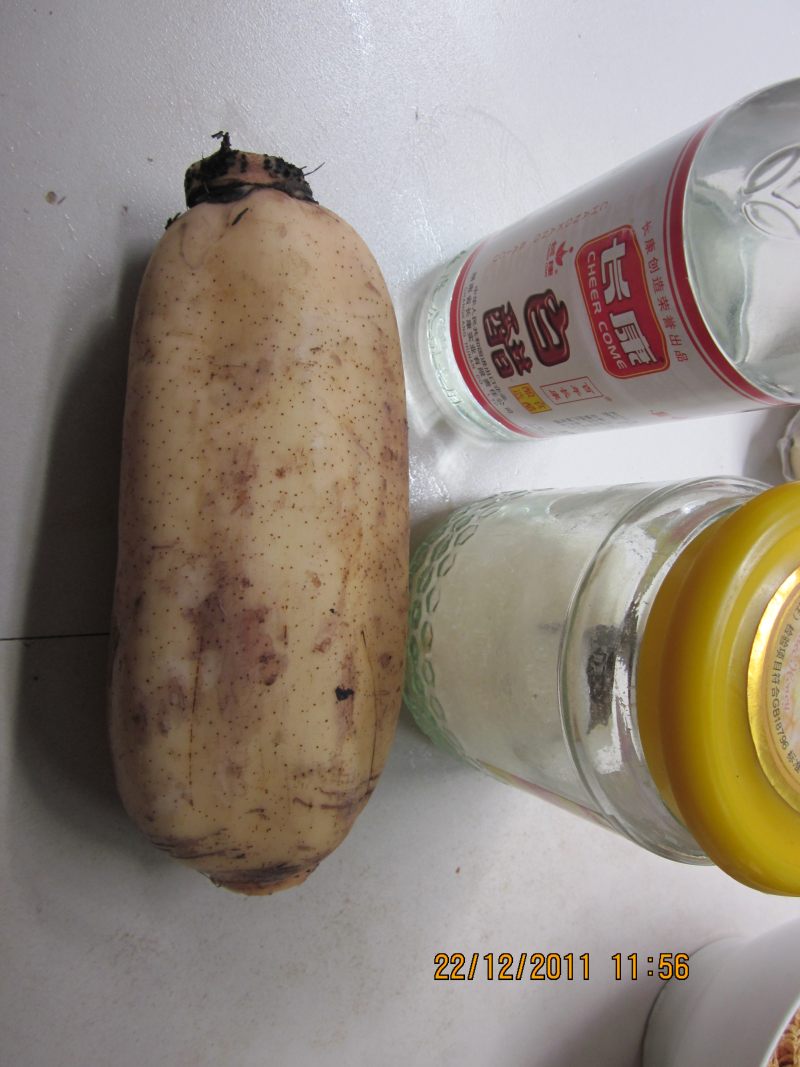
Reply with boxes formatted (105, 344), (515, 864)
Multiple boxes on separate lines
(417, 79), (800, 440)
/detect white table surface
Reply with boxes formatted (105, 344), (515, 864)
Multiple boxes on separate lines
(3, 3), (800, 1065)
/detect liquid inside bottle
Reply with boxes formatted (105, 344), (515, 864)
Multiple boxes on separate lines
(684, 79), (800, 400)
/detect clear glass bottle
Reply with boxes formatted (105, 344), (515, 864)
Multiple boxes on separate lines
(404, 478), (800, 893)
(417, 79), (800, 441)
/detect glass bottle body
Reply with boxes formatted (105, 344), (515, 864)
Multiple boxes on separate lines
(417, 80), (800, 441)
(404, 478), (765, 860)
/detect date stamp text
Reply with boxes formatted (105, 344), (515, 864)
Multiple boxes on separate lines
(433, 952), (690, 982)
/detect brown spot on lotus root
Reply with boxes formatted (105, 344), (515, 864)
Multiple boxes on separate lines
(334, 659), (357, 730)
(209, 355), (272, 411)
(311, 612), (338, 654)
(212, 861), (320, 894)
(154, 677), (189, 735)
(184, 593), (226, 653)
(319, 793), (368, 815)
(220, 444), (259, 515)
(128, 703), (149, 741)
(184, 590), (286, 713)
(151, 831), (235, 861)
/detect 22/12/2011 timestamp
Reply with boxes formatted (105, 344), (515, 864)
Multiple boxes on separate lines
(433, 952), (690, 981)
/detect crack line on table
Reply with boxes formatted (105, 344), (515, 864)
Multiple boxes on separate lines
(0, 631), (111, 642)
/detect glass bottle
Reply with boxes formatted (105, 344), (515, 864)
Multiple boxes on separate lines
(417, 79), (800, 441)
(404, 477), (800, 893)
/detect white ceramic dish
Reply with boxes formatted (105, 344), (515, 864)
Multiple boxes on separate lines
(643, 918), (800, 1067)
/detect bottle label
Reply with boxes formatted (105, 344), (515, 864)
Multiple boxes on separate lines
(749, 569), (800, 814)
(449, 123), (782, 438)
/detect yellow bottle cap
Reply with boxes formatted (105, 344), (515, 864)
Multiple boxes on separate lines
(638, 482), (800, 894)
